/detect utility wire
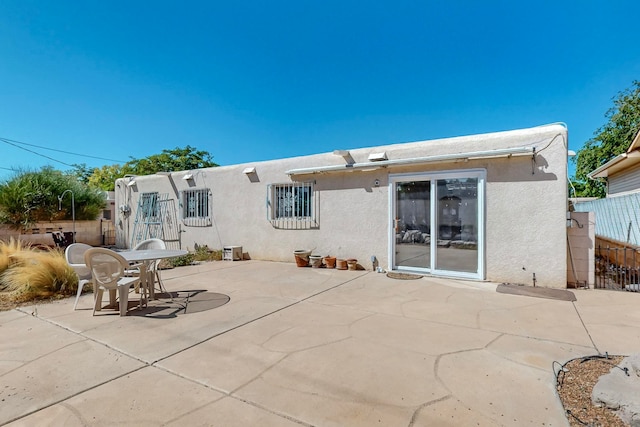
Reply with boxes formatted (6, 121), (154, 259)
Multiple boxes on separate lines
(0, 138), (75, 167)
(0, 136), (128, 165)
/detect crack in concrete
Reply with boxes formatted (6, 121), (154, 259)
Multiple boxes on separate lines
(407, 394), (452, 427)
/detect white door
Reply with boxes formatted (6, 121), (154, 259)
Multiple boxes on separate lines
(390, 169), (485, 280)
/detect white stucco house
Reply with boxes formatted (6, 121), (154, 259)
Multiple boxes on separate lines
(114, 123), (570, 288)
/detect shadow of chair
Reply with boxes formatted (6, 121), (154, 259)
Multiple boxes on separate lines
(84, 248), (144, 316)
(65, 243), (93, 310)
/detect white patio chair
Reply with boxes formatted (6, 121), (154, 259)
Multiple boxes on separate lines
(65, 243), (93, 311)
(132, 238), (169, 295)
(84, 248), (145, 316)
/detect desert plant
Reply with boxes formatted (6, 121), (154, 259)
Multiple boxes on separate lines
(167, 253), (195, 267)
(192, 244), (223, 261)
(0, 238), (28, 279)
(0, 244), (78, 303)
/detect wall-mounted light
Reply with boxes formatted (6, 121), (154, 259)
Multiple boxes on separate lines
(374, 179), (380, 187)
(243, 167), (256, 175)
(126, 179), (137, 187)
(182, 173), (194, 181)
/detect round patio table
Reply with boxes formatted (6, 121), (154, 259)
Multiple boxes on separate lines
(119, 249), (187, 299)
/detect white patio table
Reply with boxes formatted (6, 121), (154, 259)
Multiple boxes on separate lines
(119, 249), (187, 299)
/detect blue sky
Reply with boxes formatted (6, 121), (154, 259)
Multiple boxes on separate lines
(1, 1), (639, 180)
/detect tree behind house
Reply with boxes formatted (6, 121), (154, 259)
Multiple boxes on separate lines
(0, 167), (105, 229)
(573, 81), (640, 197)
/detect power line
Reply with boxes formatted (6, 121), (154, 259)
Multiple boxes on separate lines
(0, 138), (75, 167)
(0, 136), (128, 165)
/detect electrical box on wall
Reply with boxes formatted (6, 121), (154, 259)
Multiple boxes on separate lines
(223, 246), (243, 261)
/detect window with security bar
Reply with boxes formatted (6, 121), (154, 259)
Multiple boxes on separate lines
(140, 192), (159, 219)
(267, 182), (318, 229)
(182, 188), (212, 226)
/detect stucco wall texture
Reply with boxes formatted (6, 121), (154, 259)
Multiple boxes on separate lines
(115, 124), (569, 288)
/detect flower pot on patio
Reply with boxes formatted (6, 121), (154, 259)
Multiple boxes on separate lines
(336, 259), (348, 270)
(323, 256), (336, 269)
(309, 255), (323, 268)
(347, 259), (358, 270)
(294, 250), (311, 267)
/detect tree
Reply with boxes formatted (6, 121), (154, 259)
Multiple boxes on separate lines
(573, 81), (640, 197)
(79, 146), (218, 191)
(87, 164), (134, 191)
(126, 146), (218, 176)
(69, 163), (94, 185)
(0, 167), (106, 229)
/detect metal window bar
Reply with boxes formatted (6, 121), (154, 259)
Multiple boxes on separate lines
(595, 244), (640, 291)
(130, 192), (163, 248)
(182, 189), (212, 227)
(267, 182), (318, 229)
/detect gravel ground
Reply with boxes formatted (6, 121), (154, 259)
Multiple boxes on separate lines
(557, 355), (627, 426)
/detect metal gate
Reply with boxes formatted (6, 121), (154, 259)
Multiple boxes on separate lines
(130, 193), (181, 249)
(595, 244), (640, 291)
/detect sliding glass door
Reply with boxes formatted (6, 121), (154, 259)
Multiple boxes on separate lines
(390, 170), (485, 279)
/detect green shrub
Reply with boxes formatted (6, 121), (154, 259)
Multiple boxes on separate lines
(168, 253), (195, 267)
(193, 243), (222, 261)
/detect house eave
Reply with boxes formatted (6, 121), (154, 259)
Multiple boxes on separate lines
(285, 146), (536, 176)
(588, 151), (640, 179)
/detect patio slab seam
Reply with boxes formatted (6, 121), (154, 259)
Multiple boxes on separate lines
(570, 301), (600, 354)
(408, 395), (454, 427)
(15, 306), (156, 366)
(3, 364), (149, 425)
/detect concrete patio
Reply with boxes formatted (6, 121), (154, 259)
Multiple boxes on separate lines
(1, 260), (639, 426)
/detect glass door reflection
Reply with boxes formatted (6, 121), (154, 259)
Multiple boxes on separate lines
(395, 181), (430, 270)
(435, 178), (478, 274)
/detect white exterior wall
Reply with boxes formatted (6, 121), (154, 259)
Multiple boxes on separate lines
(115, 124), (568, 288)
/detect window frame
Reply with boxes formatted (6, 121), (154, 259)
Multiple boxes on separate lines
(267, 182), (318, 229)
(181, 188), (212, 227)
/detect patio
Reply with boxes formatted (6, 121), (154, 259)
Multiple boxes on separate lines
(1, 260), (639, 426)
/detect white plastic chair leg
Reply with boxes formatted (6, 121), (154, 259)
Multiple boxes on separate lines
(73, 279), (90, 311)
(93, 289), (104, 315)
(118, 285), (129, 316)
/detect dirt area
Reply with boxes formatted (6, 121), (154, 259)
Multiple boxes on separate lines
(0, 292), (65, 312)
(557, 355), (628, 426)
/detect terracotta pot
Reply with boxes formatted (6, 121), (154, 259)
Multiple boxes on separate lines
(347, 259), (358, 270)
(323, 256), (336, 269)
(309, 255), (324, 268)
(294, 250), (311, 267)
(336, 259), (348, 270)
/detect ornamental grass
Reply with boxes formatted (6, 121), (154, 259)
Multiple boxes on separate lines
(0, 238), (78, 306)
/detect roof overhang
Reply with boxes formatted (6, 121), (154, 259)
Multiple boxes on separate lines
(285, 146), (536, 176)
(589, 130), (640, 179)
(588, 150), (640, 179)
